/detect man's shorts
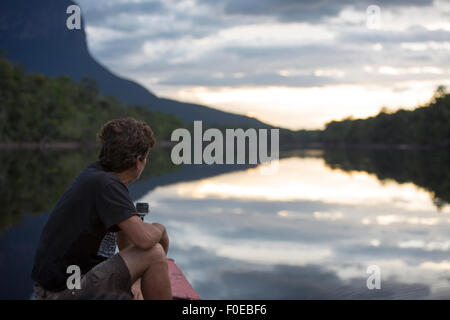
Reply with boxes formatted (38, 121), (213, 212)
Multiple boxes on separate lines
(33, 254), (133, 300)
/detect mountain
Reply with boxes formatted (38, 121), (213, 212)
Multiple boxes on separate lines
(0, 0), (270, 128)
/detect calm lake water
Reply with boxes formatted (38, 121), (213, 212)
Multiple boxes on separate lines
(1, 147), (449, 299)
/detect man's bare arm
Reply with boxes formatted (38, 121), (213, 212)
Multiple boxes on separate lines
(117, 230), (134, 251)
(153, 223), (169, 254)
(117, 216), (165, 250)
(117, 220), (169, 254)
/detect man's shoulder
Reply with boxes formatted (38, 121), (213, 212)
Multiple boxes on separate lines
(80, 161), (122, 189)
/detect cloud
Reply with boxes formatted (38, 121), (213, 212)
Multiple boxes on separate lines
(132, 155), (450, 298)
(201, 0), (435, 23)
(170, 244), (434, 299)
(339, 25), (450, 44)
(76, 0), (166, 27)
(74, 0), (450, 129)
(213, 264), (431, 299)
(158, 72), (336, 87)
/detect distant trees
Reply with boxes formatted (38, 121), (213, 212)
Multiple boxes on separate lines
(279, 87), (449, 147)
(0, 55), (185, 144)
(321, 87), (450, 147)
(279, 129), (322, 146)
(322, 148), (450, 209)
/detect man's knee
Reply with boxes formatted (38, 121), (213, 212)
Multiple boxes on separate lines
(119, 243), (167, 276)
(142, 243), (167, 265)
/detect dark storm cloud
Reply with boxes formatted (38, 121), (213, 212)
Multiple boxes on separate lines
(221, 0), (355, 23)
(201, 0), (435, 23)
(77, 0), (166, 27)
(78, 0), (233, 35)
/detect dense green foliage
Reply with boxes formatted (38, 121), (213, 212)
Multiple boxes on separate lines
(321, 86), (450, 147)
(0, 55), (184, 143)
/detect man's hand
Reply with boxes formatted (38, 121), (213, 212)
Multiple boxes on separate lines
(117, 216), (164, 250)
(117, 217), (170, 253)
(151, 223), (169, 254)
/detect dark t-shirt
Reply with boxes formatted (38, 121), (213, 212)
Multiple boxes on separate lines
(31, 161), (137, 291)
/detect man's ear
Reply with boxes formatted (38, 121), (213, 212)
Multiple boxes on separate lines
(136, 155), (143, 166)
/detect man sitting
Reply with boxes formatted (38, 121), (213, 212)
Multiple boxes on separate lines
(31, 118), (172, 300)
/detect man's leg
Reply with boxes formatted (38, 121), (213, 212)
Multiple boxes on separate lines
(159, 226), (170, 254)
(119, 243), (172, 300)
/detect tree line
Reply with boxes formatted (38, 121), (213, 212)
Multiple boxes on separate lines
(0, 55), (184, 144)
(279, 86), (450, 148)
(321, 86), (450, 147)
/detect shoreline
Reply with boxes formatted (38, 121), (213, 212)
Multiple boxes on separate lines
(0, 140), (448, 151)
(277, 142), (450, 151)
(0, 140), (176, 150)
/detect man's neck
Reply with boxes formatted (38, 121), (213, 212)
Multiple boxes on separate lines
(110, 170), (134, 186)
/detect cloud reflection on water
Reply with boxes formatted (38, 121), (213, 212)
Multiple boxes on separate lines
(140, 156), (450, 299)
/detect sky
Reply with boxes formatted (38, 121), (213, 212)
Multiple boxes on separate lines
(75, 0), (450, 130)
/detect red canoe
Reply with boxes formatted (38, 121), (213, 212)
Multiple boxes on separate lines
(168, 258), (201, 300)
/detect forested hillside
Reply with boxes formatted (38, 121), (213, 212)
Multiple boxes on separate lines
(0, 56), (184, 143)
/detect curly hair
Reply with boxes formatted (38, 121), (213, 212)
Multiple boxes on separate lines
(97, 118), (156, 172)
